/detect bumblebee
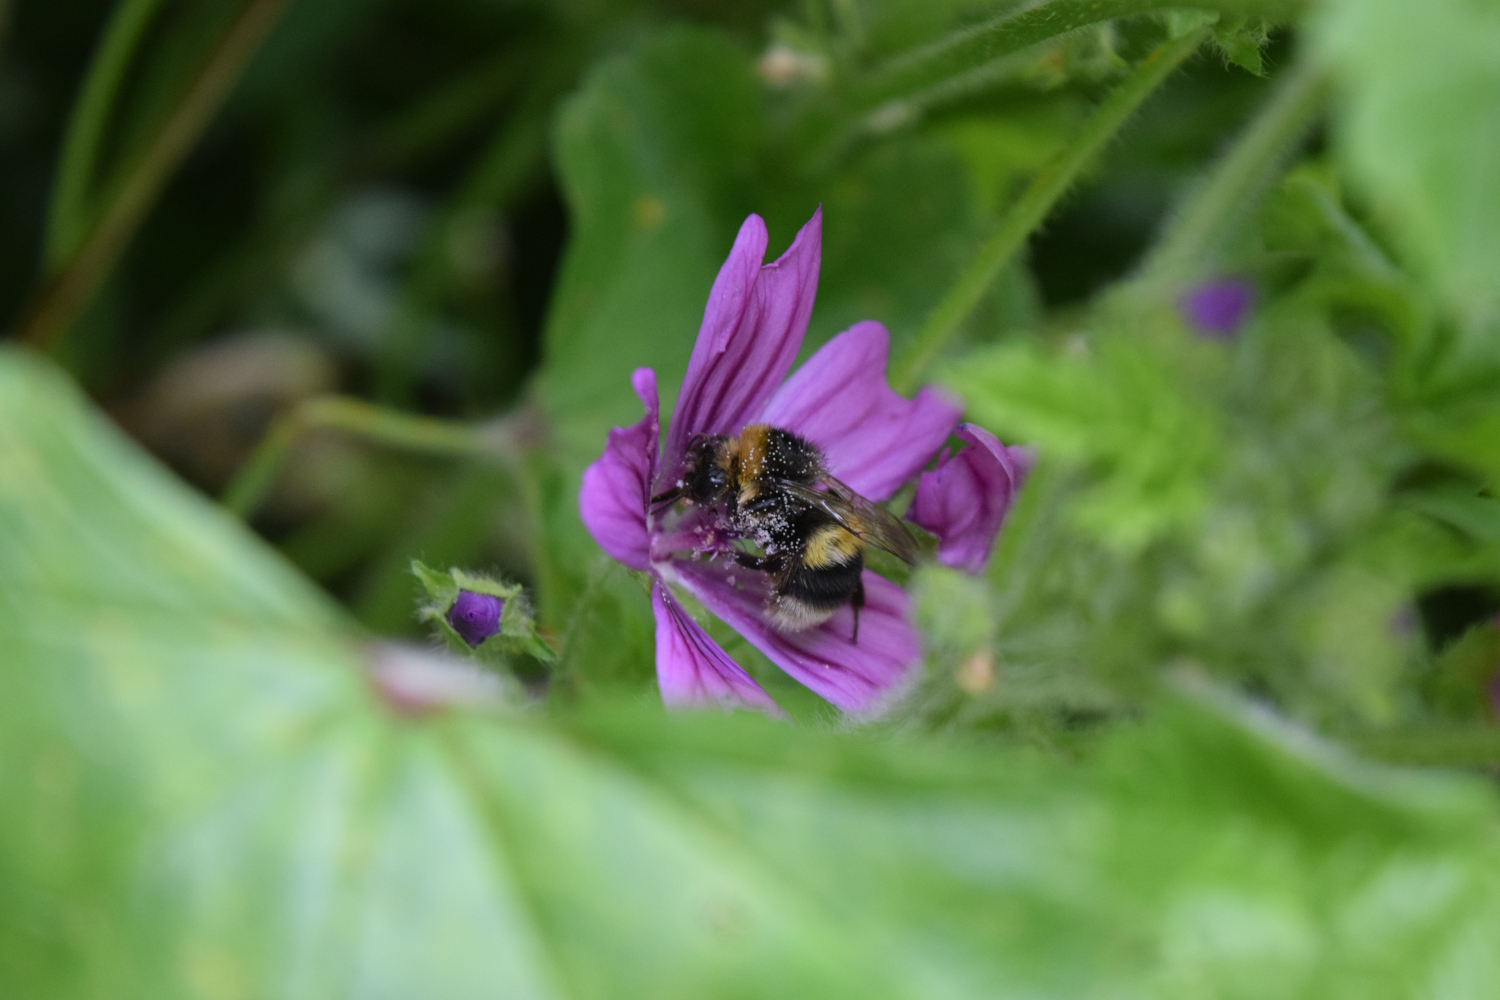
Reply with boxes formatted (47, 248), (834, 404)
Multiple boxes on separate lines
(652, 424), (917, 641)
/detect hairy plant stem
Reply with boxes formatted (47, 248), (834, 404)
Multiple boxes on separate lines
(20, 0), (291, 352)
(891, 26), (1209, 393)
(221, 397), (517, 518)
(860, 0), (1303, 109)
(1129, 58), (1330, 296)
(223, 395), (557, 625)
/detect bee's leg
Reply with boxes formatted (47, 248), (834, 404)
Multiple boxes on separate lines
(850, 577), (865, 644)
(734, 551), (785, 573)
(741, 492), (789, 516)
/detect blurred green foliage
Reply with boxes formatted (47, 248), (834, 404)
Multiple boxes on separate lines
(5, 347), (1500, 996)
(5, 0), (1500, 994)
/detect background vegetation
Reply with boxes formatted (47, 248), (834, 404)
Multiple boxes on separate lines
(4, 0), (1500, 995)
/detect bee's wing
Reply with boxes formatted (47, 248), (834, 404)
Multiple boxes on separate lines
(775, 477), (919, 565)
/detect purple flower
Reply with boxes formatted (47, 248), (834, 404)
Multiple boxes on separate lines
(449, 590), (503, 646)
(579, 209), (1017, 716)
(908, 425), (1031, 574)
(1180, 278), (1255, 338)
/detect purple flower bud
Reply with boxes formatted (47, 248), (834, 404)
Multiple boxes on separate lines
(448, 590), (503, 647)
(1180, 278), (1255, 338)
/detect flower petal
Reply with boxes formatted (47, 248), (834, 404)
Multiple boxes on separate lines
(759, 320), (961, 501)
(663, 209), (823, 476)
(653, 582), (783, 715)
(674, 561), (919, 717)
(579, 368), (659, 570)
(907, 423), (1030, 574)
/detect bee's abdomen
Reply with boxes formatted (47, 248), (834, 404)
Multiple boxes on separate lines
(765, 519), (863, 631)
(769, 548), (863, 631)
(781, 555), (863, 604)
(801, 522), (861, 568)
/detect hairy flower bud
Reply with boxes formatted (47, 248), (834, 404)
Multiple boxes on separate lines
(1180, 278), (1255, 338)
(448, 590), (503, 646)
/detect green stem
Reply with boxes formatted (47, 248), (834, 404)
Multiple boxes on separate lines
(1130, 58), (1329, 294)
(548, 555), (620, 701)
(220, 414), (299, 519)
(859, 0), (1302, 108)
(20, 0), (291, 352)
(516, 451), (560, 624)
(891, 26), (1209, 393)
(44, 0), (167, 272)
(220, 397), (505, 519)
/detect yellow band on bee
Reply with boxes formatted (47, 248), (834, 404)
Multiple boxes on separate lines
(803, 524), (861, 567)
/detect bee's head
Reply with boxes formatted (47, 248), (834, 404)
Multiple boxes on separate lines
(649, 434), (732, 513)
(681, 433), (731, 505)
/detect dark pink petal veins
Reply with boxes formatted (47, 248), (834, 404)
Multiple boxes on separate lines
(675, 563), (919, 717)
(652, 583), (784, 715)
(663, 209), (823, 478)
(908, 423), (1029, 574)
(759, 321), (962, 501)
(579, 368), (660, 571)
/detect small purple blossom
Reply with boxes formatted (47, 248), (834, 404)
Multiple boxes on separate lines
(1180, 278), (1255, 338)
(909, 425), (1031, 574)
(448, 590), (503, 646)
(580, 209), (1021, 716)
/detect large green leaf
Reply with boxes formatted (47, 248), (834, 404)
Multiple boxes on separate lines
(0, 347), (892, 999)
(3, 346), (1500, 997)
(1314, 0), (1500, 321)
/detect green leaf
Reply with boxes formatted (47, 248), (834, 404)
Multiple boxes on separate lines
(5, 346), (1500, 997)
(943, 331), (1225, 552)
(1423, 620), (1500, 721)
(1314, 0), (1500, 321)
(939, 281), (1473, 724)
(541, 27), (766, 467)
(1213, 15), (1270, 75)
